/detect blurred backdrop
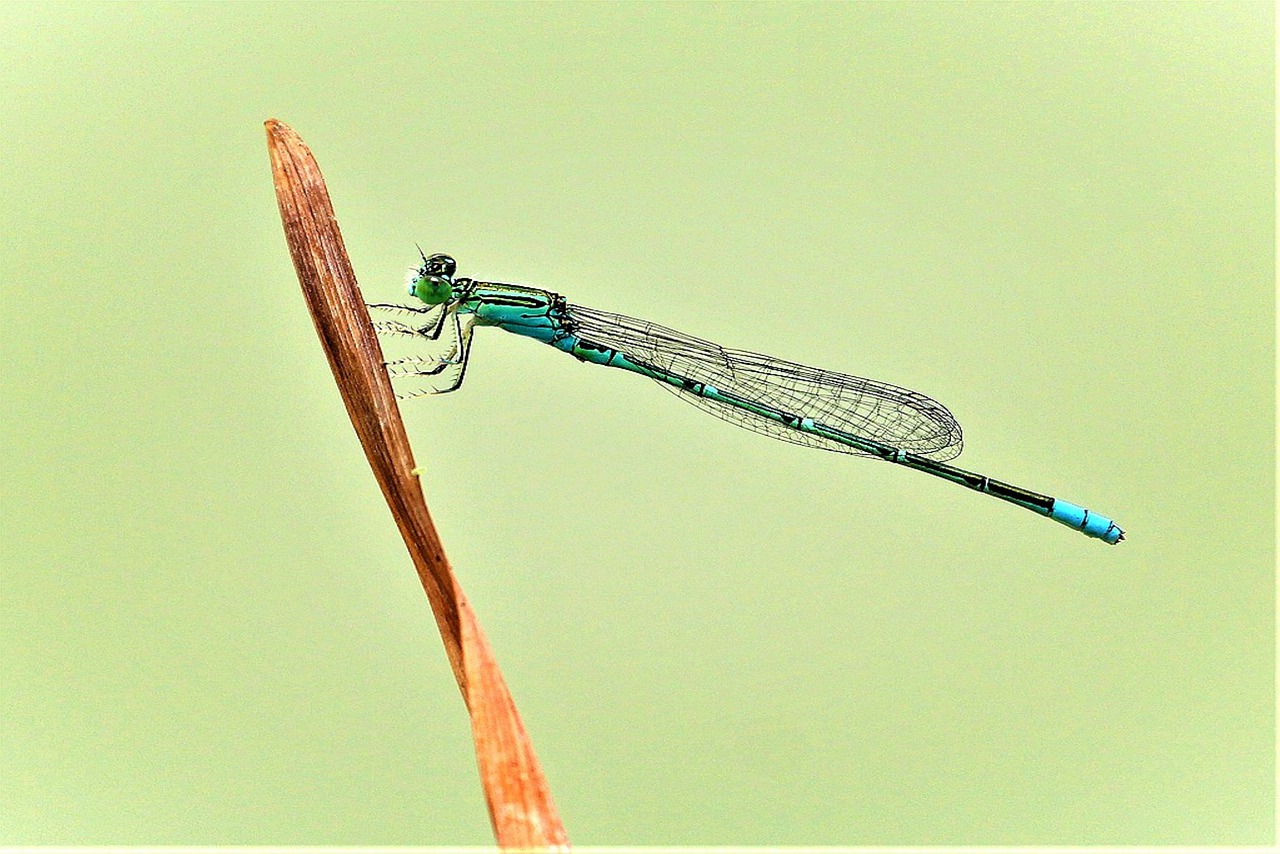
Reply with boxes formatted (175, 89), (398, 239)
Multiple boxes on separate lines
(1, 1), (1273, 845)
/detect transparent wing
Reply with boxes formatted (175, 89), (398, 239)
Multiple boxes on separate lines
(567, 303), (963, 461)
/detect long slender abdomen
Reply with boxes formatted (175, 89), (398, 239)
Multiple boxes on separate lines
(554, 332), (1125, 544)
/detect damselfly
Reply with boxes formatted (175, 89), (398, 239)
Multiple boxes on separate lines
(368, 251), (1124, 545)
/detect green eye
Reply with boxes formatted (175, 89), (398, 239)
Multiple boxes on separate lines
(412, 275), (453, 305)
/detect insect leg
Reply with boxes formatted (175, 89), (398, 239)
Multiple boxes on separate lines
(429, 315), (477, 394)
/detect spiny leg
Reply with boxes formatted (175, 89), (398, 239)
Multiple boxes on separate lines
(369, 302), (463, 366)
(381, 313), (477, 398)
(429, 313), (476, 395)
(366, 301), (451, 340)
(384, 356), (457, 378)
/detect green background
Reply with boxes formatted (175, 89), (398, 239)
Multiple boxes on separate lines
(1, 1), (1273, 845)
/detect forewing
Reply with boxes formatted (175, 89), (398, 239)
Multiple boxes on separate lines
(567, 304), (963, 461)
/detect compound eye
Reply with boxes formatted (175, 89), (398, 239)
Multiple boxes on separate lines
(411, 274), (453, 306)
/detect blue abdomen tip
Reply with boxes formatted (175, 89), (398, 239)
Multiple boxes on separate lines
(1050, 499), (1124, 544)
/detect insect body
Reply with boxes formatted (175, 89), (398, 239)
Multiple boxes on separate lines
(368, 251), (1124, 544)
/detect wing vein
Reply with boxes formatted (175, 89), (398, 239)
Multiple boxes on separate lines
(567, 303), (963, 461)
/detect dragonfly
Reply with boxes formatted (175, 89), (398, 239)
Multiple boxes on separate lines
(367, 250), (1124, 545)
